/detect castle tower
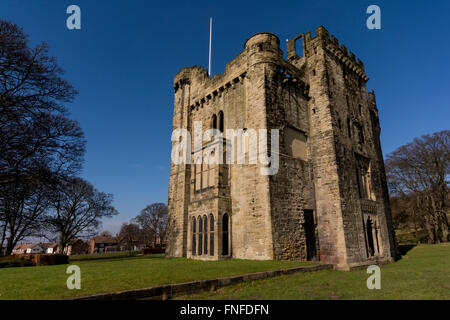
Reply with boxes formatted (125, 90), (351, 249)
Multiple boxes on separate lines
(166, 26), (397, 269)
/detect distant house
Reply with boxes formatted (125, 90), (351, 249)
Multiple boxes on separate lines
(66, 239), (89, 255)
(26, 244), (45, 254)
(12, 243), (45, 254)
(89, 236), (119, 254)
(11, 244), (29, 255)
(41, 243), (58, 254)
(117, 239), (146, 252)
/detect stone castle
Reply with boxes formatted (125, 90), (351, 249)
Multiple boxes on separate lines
(166, 26), (397, 270)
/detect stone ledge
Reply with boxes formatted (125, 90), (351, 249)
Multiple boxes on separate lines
(334, 257), (394, 271)
(70, 263), (333, 300)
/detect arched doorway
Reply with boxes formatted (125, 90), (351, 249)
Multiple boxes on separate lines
(222, 213), (229, 255)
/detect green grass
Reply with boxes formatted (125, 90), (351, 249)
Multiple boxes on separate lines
(0, 254), (315, 300)
(180, 243), (450, 300)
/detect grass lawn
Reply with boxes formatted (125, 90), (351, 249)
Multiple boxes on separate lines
(180, 243), (450, 300)
(0, 253), (315, 300)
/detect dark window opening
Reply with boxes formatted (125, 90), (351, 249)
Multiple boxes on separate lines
(203, 215), (208, 255)
(212, 114), (217, 130)
(192, 217), (196, 256)
(222, 213), (229, 255)
(218, 111), (224, 132)
(366, 217), (375, 257)
(209, 214), (214, 256)
(198, 216), (203, 255)
(303, 210), (317, 261)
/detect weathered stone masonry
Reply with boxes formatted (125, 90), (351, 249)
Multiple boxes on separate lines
(166, 26), (397, 270)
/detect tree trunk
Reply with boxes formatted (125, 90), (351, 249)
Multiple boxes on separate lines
(424, 214), (435, 244)
(58, 233), (67, 255)
(0, 222), (7, 256)
(412, 208), (419, 243)
(439, 211), (449, 242)
(430, 194), (442, 243)
(5, 236), (16, 256)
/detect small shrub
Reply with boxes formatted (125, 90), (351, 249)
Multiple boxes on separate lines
(34, 254), (69, 266)
(0, 254), (69, 267)
(53, 253), (69, 265)
(142, 247), (165, 255)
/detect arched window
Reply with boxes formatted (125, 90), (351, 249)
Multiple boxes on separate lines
(366, 217), (375, 257)
(211, 114), (217, 130)
(192, 217), (196, 256)
(208, 150), (215, 187)
(202, 154), (209, 189)
(209, 214), (214, 256)
(347, 118), (351, 137)
(222, 213), (229, 255)
(198, 216), (203, 255)
(203, 215), (208, 255)
(358, 125), (365, 144)
(218, 111), (224, 132)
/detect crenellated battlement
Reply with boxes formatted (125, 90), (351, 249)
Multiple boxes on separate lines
(307, 26), (369, 82)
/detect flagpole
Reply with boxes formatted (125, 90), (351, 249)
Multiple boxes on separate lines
(209, 17), (212, 76)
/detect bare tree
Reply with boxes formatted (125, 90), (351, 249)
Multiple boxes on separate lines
(0, 20), (84, 185)
(133, 203), (167, 247)
(117, 223), (142, 251)
(45, 178), (119, 254)
(386, 130), (449, 243)
(98, 231), (113, 238)
(0, 179), (52, 255)
(0, 20), (85, 254)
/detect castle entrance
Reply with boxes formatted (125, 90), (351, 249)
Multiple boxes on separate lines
(303, 210), (317, 261)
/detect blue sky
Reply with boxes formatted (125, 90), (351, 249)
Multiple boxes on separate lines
(1, 0), (449, 234)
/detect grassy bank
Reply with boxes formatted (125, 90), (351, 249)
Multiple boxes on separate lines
(0, 254), (315, 300)
(180, 243), (450, 300)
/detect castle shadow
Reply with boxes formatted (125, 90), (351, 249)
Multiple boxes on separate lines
(398, 244), (416, 256)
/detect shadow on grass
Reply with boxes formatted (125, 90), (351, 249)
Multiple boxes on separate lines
(398, 244), (416, 256)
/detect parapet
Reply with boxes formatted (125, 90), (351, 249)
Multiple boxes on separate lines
(244, 32), (280, 50)
(174, 66), (208, 92)
(309, 26), (369, 82)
